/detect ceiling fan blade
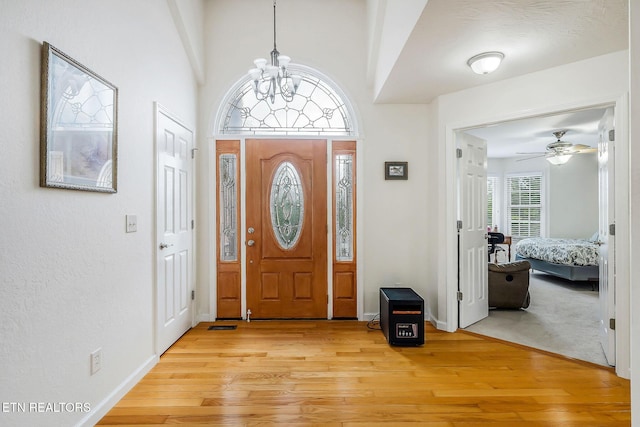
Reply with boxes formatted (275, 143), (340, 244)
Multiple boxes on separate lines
(516, 154), (547, 162)
(572, 144), (592, 150)
(575, 147), (597, 154)
(565, 144), (597, 154)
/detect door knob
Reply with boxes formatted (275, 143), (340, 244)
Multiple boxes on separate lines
(159, 243), (174, 250)
(247, 239), (255, 247)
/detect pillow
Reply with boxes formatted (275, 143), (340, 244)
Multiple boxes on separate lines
(588, 232), (599, 242)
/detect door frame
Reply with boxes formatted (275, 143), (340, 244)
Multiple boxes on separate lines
(444, 94), (630, 378)
(208, 137), (364, 321)
(154, 103), (197, 356)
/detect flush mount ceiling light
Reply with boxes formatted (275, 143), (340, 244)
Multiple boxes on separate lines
(248, 0), (301, 104)
(467, 51), (504, 74)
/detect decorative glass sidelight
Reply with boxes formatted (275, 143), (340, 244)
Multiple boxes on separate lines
(335, 154), (354, 261)
(219, 154), (238, 261)
(270, 162), (304, 249)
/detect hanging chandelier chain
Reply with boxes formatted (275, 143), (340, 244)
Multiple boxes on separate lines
(248, 0), (301, 104)
(273, 0), (277, 52)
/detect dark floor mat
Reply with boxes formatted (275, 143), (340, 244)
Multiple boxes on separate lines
(208, 325), (237, 330)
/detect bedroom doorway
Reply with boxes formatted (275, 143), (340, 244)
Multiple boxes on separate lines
(456, 104), (619, 367)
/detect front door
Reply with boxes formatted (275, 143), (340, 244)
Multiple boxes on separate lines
(246, 139), (327, 318)
(458, 132), (489, 328)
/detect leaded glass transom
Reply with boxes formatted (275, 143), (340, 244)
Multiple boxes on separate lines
(270, 162), (304, 249)
(219, 154), (238, 261)
(335, 154), (354, 261)
(221, 66), (353, 136)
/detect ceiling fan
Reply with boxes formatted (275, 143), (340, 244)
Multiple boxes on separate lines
(517, 130), (597, 164)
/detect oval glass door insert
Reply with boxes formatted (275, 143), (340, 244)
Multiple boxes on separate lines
(270, 161), (304, 249)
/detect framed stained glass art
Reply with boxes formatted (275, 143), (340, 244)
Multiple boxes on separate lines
(40, 42), (118, 192)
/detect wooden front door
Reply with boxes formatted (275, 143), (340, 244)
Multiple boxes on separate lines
(246, 139), (327, 318)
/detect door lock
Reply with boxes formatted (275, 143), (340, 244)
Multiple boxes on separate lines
(247, 239), (255, 247)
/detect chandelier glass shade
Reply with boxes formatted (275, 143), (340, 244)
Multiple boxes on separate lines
(248, 0), (301, 104)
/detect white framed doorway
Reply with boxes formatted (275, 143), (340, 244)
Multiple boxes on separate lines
(444, 95), (630, 378)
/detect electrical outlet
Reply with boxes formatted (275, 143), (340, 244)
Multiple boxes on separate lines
(125, 215), (137, 233)
(90, 348), (102, 375)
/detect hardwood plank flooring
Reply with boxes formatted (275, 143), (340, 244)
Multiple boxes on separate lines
(98, 321), (630, 426)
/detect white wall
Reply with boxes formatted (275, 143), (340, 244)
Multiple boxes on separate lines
(0, 2), (198, 426)
(435, 50), (629, 332)
(548, 153), (599, 238)
(196, 0), (434, 320)
(488, 153), (599, 239)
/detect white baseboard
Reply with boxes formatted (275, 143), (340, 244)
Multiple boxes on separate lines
(197, 313), (214, 322)
(433, 318), (448, 331)
(76, 354), (158, 427)
(362, 312), (379, 321)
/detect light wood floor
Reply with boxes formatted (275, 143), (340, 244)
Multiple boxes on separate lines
(98, 321), (630, 426)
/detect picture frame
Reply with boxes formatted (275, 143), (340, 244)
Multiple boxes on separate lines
(40, 42), (118, 192)
(384, 161), (408, 180)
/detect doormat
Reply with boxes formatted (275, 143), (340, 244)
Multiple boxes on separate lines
(208, 325), (237, 331)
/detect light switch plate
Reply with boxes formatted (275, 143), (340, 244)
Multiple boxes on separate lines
(126, 215), (137, 233)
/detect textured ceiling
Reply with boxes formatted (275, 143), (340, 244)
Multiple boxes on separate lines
(465, 107), (608, 158)
(372, 0), (627, 158)
(375, 0), (628, 104)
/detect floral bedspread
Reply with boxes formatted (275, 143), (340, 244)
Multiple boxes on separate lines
(514, 237), (599, 266)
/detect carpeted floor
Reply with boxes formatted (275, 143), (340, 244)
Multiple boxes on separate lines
(464, 271), (609, 366)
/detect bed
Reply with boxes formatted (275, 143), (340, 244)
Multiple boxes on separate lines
(514, 236), (599, 282)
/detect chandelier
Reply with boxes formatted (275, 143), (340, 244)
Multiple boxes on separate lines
(248, 0), (301, 104)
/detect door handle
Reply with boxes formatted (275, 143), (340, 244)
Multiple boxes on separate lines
(159, 243), (174, 250)
(247, 239), (255, 247)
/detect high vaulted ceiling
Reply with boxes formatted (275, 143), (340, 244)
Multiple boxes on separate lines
(368, 0), (628, 157)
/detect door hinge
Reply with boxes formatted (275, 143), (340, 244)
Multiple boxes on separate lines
(457, 291), (463, 301)
(191, 219), (195, 230)
(191, 148), (199, 159)
(609, 318), (615, 330)
(191, 290), (195, 301)
(608, 129), (615, 142)
(609, 223), (615, 236)
(456, 148), (463, 158)
(457, 220), (463, 231)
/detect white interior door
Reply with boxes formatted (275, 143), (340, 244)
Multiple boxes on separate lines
(598, 107), (615, 366)
(156, 106), (194, 355)
(458, 132), (489, 328)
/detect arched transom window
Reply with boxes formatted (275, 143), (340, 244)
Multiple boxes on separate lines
(219, 65), (355, 136)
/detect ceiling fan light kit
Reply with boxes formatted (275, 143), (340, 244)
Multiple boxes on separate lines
(467, 51), (504, 74)
(546, 154), (572, 165)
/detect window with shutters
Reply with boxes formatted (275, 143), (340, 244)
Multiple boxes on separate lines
(506, 174), (543, 238)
